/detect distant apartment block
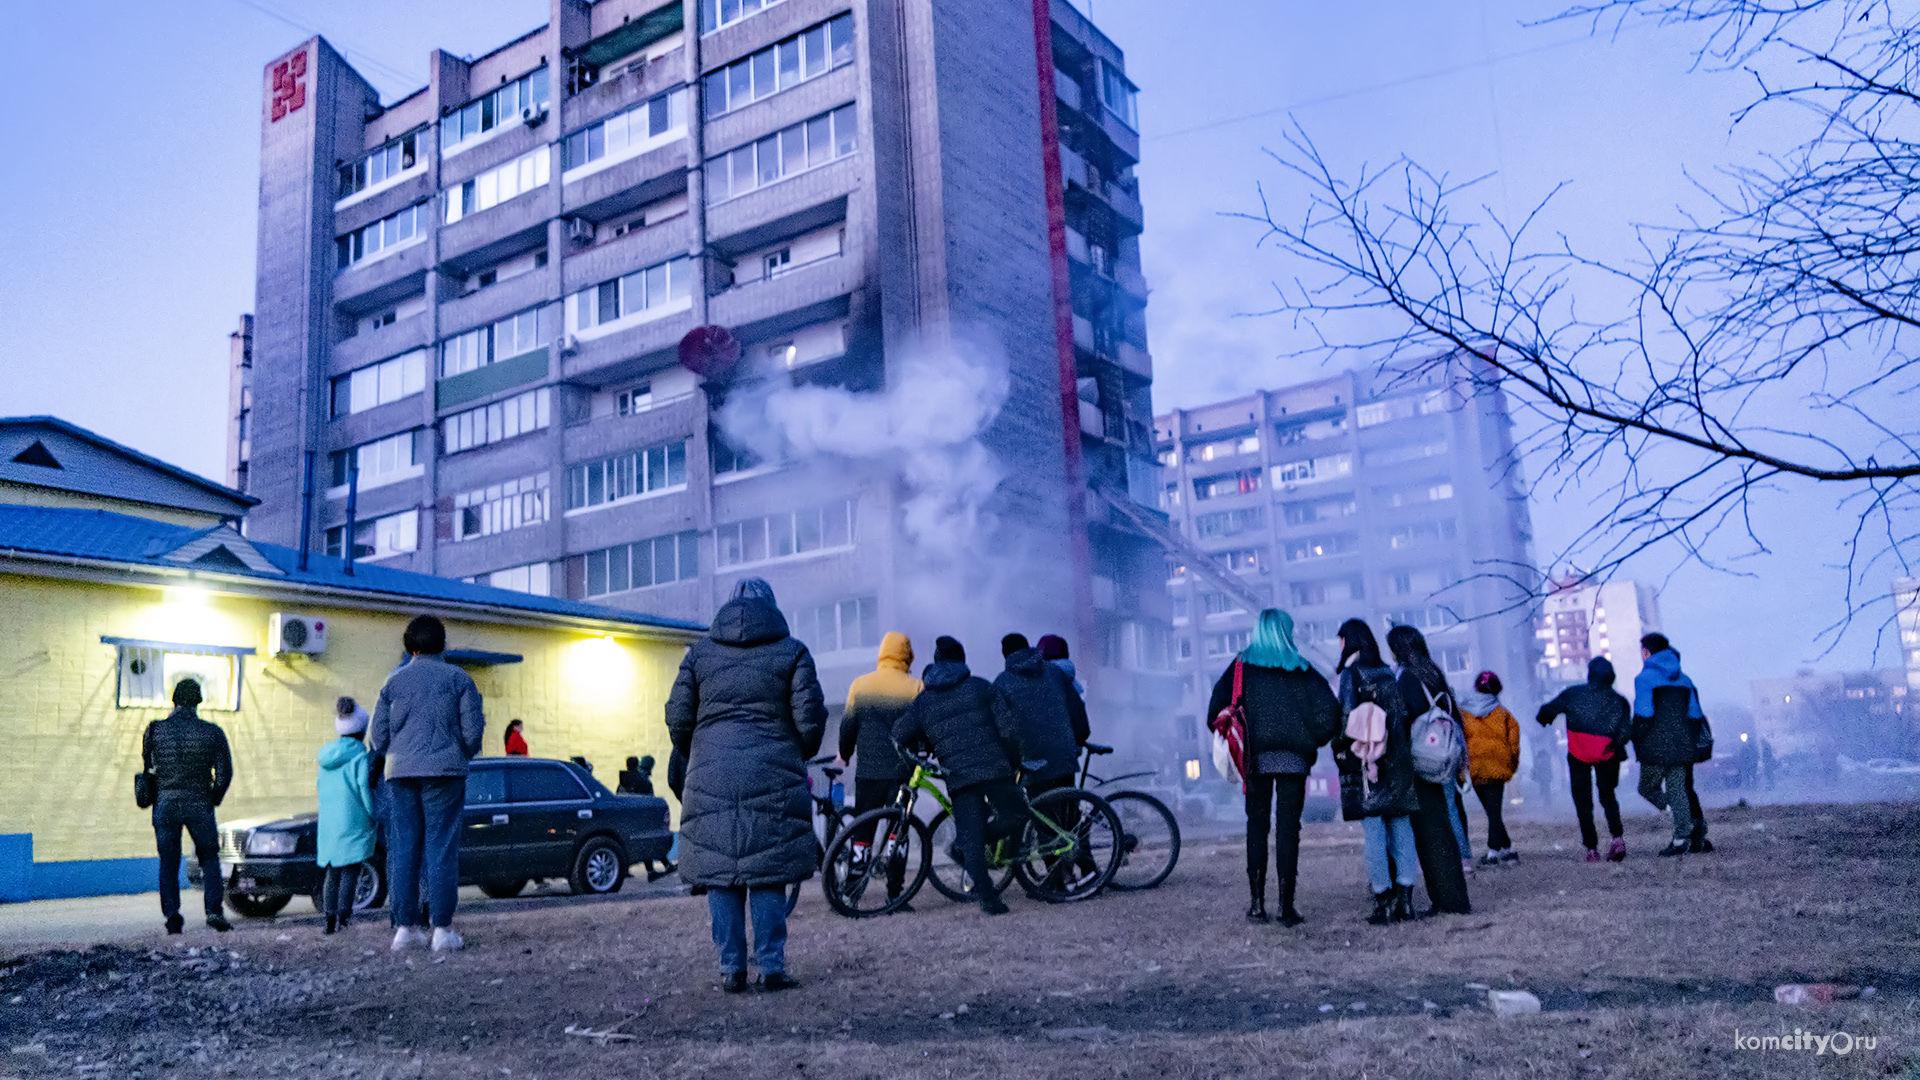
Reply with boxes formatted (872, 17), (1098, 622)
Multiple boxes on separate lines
(1536, 577), (1662, 691)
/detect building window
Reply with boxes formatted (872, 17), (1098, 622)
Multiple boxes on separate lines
(1437, 645), (1471, 673)
(566, 257), (693, 334)
(1289, 577), (1363, 607)
(442, 67), (550, 154)
(1218, 548), (1264, 574)
(748, 318), (848, 370)
(453, 473), (550, 541)
(705, 104), (857, 205)
(336, 203), (428, 269)
(1356, 390), (1449, 427)
(445, 147), (551, 225)
(791, 595), (879, 655)
(569, 531), (700, 598)
(617, 383), (653, 416)
(1185, 434), (1259, 463)
(1099, 60), (1138, 129)
(1373, 480), (1455, 508)
(1273, 415), (1346, 446)
(715, 500), (855, 568)
(325, 509), (419, 561)
(699, 0), (792, 34)
(1205, 630), (1251, 658)
(1272, 453), (1353, 489)
(1193, 506), (1264, 539)
(443, 387), (552, 454)
(327, 429), (427, 493)
(565, 441), (689, 511)
(112, 643), (245, 711)
(711, 428), (761, 476)
(1192, 468), (1262, 501)
(467, 562), (553, 596)
(331, 351), (427, 417)
(1282, 494), (1357, 526)
(1283, 533), (1358, 563)
(1387, 607), (1459, 632)
(1362, 440), (1449, 468)
(1381, 519), (1458, 551)
(703, 14), (854, 118)
(1201, 592), (1245, 617)
(561, 87), (689, 175)
(338, 130), (422, 199)
(441, 307), (552, 378)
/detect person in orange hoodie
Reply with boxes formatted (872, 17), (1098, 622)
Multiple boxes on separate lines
(837, 632), (924, 906)
(1458, 671), (1521, 865)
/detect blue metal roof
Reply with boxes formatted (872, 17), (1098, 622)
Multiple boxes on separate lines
(0, 504), (705, 635)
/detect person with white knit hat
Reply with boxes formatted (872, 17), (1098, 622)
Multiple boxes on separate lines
(316, 696), (377, 934)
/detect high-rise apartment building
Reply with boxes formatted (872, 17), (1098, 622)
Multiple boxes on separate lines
(1152, 366), (1541, 757)
(238, 0), (1170, 731)
(1535, 577), (1662, 692)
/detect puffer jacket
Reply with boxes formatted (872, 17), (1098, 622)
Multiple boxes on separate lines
(893, 661), (1019, 790)
(992, 648), (1090, 784)
(1207, 660), (1340, 775)
(1537, 657), (1632, 762)
(315, 737), (377, 868)
(1340, 665), (1419, 817)
(839, 632), (923, 783)
(142, 707), (234, 808)
(1458, 690), (1521, 784)
(1632, 649), (1704, 767)
(666, 596), (828, 888)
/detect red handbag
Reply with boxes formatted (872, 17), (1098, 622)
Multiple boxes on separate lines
(1209, 660), (1250, 791)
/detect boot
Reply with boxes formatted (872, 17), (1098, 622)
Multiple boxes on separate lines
(1689, 824), (1713, 853)
(1366, 890), (1393, 925)
(1389, 884), (1414, 923)
(1277, 876), (1304, 927)
(1245, 868), (1269, 923)
(338, 911), (352, 930)
(324, 914), (337, 935)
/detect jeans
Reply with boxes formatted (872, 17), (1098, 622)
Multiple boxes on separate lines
(1567, 756), (1623, 850)
(1443, 785), (1472, 861)
(1244, 774), (1308, 891)
(1638, 763), (1695, 843)
(385, 776), (463, 929)
(707, 886), (789, 975)
(321, 863), (361, 919)
(153, 796), (222, 921)
(1362, 815), (1419, 893)
(950, 777), (1030, 901)
(1472, 781), (1511, 851)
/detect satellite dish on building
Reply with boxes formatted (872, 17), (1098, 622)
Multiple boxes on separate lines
(679, 325), (741, 383)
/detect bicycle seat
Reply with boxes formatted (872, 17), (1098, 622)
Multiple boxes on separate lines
(1021, 759), (1050, 772)
(806, 755), (837, 766)
(821, 765), (844, 780)
(1084, 743), (1114, 756)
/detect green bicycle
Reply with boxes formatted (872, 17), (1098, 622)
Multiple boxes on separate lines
(822, 757), (1123, 917)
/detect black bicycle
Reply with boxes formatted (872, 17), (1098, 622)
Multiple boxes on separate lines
(787, 755), (860, 915)
(1077, 742), (1181, 890)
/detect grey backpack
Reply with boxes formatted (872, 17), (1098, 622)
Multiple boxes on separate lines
(1409, 683), (1465, 784)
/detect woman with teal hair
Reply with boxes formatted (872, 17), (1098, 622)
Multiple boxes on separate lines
(1206, 609), (1341, 925)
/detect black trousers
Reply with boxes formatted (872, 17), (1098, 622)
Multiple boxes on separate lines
(1685, 764), (1707, 839)
(1244, 774), (1307, 890)
(321, 863), (361, 919)
(1472, 781), (1511, 851)
(950, 777), (1029, 900)
(1411, 778), (1471, 914)
(153, 797), (222, 921)
(852, 777), (903, 844)
(1567, 756), (1623, 850)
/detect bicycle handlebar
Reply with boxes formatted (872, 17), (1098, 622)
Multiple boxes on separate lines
(1084, 742), (1113, 756)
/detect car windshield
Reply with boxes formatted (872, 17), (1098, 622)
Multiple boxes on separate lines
(581, 772), (615, 798)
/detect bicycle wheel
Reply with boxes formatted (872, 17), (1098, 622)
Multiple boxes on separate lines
(821, 808), (931, 918)
(925, 809), (1014, 903)
(1011, 788), (1123, 903)
(788, 807), (856, 915)
(1104, 791), (1181, 890)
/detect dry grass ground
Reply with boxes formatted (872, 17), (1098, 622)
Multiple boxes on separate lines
(2, 799), (1917, 1079)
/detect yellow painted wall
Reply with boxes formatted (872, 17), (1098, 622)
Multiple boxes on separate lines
(0, 572), (688, 865)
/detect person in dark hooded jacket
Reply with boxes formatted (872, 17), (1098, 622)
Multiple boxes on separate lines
(142, 678), (234, 934)
(1630, 633), (1710, 857)
(1385, 625), (1472, 917)
(1537, 656), (1633, 861)
(893, 637), (1026, 915)
(665, 579), (826, 992)
(1335, 619), (1421, 924)
(993, 633), (1091, 794)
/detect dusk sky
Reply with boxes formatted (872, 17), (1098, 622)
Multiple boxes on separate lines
(0, 0), (1895, 697)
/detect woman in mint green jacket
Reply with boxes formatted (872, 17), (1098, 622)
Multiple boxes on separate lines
(317, 698), (378, 933)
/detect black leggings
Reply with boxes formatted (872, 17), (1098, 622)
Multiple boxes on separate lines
(321, 863), (360, 919)
(1245, 774), (1307, 887)
(1473, 781), (1511, 851)
(1567, 756), (1622, 850)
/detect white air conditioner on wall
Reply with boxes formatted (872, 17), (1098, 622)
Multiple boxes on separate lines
(269, 613), (328, 656)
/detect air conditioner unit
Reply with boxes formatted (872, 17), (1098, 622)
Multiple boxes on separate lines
(556, 333), (579, 357)
(269, 613), (328, 656)
(566, 217), (596, 246)
(522, 105), (548, 128)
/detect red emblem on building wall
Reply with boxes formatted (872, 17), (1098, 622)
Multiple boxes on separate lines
(270, 49), (308, 122)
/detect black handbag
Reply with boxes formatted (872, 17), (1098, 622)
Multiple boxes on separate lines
(134, 771), (157, 809)
(1694, 715), (1715, 763)
(1337, 770), (1367, 821)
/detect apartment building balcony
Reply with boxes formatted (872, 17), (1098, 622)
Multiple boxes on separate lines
(561, 45), (688, 134)
(332, 174), (433, 237)
(705, 155), (860, 246)
(563, 392), (699, 463)
(561, 215), (696, 294)
(1115, 340), (1152, 380)
(563, 488), (699, 557)
(1116, 260), (1149, 303)
(333, 240), (430, 311)
(701, 0), (846, 67)
(708, 246), (857, 330)
(437, 273), (557, 341)
(325, 398), (427, 452)
(328, 313), (429, 377)
(701, 63), (858, 155)
(562, 142), (689, 222)
(434, 530), (564, 583)
(438, 187), (559, 274)
(436, 347), (551, 412)
(562, 305), (695, 383)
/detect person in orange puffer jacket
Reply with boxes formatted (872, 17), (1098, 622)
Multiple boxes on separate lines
(1458, 671), (1521, 865)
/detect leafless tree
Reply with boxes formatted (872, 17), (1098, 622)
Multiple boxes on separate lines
(1249, 0), (1919, 640)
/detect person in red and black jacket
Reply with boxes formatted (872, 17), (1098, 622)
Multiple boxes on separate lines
(1537, 656), (1634, 862)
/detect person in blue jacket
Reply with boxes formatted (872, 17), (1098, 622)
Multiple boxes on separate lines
(1631, 634), (1712, 856)
(317, 698), (378, 934)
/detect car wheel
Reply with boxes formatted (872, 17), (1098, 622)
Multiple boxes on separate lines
(352, 860), (387, 911)
(227, 892), (290, 919)
(570, 837), (627, 895)
(480, 878), (529, 899)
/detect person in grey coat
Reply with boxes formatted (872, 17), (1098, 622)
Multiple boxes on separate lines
(666, 579), (826, 993)
(369, 615), (485, 953)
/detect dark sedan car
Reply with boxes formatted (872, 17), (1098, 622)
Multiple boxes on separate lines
(195, 757), (674, 918)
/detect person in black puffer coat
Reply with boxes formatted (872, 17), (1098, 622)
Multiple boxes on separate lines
(893, 636), (1026, 916)
(1385, 625), (1471, 917)
(1207, 609), (1340, 927)
(1334, 619), (1421, 924)
(992, 634), (1091, 795)
(665, 579), (826, 992)
(142, 678), (234, 934)
(1537, 656), (1633, 861)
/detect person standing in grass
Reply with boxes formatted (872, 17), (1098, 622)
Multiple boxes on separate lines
(1385, 625), (1471, 916)
(317, 697), (377, 934)
(1458, 671), (1521, 865)
(1537, 657), (1633, 861)
(1335, 619), (1420, 924)
(1632, 633), (1712, 857)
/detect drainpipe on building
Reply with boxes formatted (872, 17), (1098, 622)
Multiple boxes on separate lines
(296, 451), (316, 571)
(343, 463), (360, 576)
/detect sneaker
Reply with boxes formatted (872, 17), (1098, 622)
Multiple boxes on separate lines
(324, 915), (337, 935)
(1607, 838), (1626, 862)
(1689, 835), (1714, 854)
(1498, 849), (1519, 865)
(430, 927), (464, 952)
(206, 914), (232, 933)
(979, 895), (1010, 916)
(1478, 852), (1502, 867)
(164, 915), (184, 936)
(1584, 847), (1601, 863)
(721, 971), (749, 994)
(759, 972), (801, 992)
(1657, 841), (1689, 858)
(1461, 858), (1475, 877)
(390, 926), (430, 951)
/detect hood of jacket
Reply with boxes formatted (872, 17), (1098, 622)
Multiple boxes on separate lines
(1457, 689), (1500, 717)
(317, 736), (366, 771)
(922, 660), (972, 691)
(877, 631), (913, 674)
(1588, 657), (1616, 686)
(1642, 648), (1684, 683)
(710, 596), (791, 647)
(1003, 647), (1046, 679)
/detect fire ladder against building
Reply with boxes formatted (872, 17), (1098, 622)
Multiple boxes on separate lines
(1092, 486), (1268, 615)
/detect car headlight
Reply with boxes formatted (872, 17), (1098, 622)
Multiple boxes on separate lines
(246, 830), (298, 856)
